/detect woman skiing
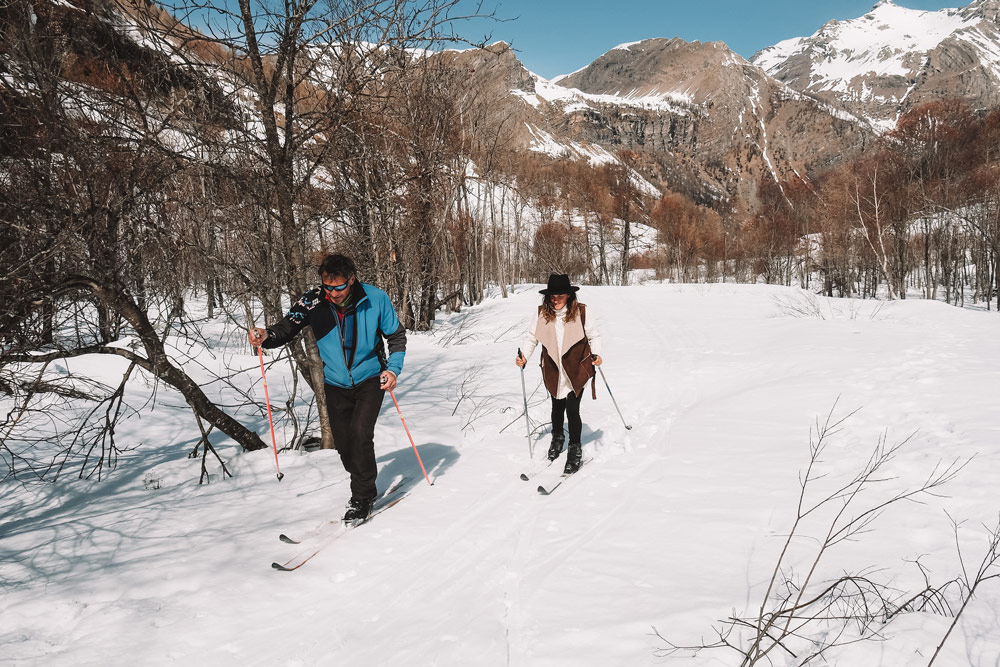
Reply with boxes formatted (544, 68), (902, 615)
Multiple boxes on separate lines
(516, 274), (603, 474)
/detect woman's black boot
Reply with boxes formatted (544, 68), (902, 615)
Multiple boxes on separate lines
(563, 442), (582, 474)
(547, 433), (565, 461)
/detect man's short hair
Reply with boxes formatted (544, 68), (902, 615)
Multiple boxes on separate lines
(319, 254), (356, 279)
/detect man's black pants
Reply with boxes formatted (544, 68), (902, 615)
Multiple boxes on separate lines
(325, 375), (385, 501)
(551, 390), (582, 444)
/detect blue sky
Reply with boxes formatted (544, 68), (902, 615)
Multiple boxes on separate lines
(457, 0), (960, 78)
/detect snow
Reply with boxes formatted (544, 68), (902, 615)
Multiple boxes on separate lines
(49, 0), (81, 10)
(525, 72), (579, 106)
(744, 78), (786, 196)
(526, 71), (695, 116)
(522, 122), (568, 158)
(563, 86), (695, 114)
(754, 2), (977, 93)
(521, 123), (661, 197)
(2, 283), (999, 665)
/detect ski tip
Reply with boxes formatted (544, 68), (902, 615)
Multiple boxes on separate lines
(278, 534), (298, 544)
(519, 473), (529, 481)
(536, 485), (550, 495)
(271, 562), (292, 571)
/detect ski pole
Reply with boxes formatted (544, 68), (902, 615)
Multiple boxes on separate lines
(256, 345), (284, 481)
(388, 389), (433, 486)
(596, 365), (632, 430)
(518, 348), (533, 458)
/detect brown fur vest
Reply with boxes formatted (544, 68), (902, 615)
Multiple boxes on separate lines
(535, 303), (596, 399)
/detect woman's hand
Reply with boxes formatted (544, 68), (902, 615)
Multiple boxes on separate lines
(591, 354), (603, 366)
(515, 354), (527, 368)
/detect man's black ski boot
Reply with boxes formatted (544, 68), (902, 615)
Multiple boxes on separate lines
(547, 433), (565, 461)
(563, 442), (582, 474)
(343, 497), (375, 524)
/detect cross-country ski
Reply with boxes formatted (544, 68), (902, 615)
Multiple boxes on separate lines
(535, 458), (592, 495)
(277, 478), (410, 545)
(271, 487), (410, 571)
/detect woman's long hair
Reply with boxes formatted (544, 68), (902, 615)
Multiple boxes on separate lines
(540, 293), (580, 323)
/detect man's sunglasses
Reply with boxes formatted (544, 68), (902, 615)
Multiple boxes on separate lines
(322, 282), (350, 292)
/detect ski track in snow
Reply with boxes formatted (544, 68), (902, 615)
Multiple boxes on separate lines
(1, 283), (999, 666)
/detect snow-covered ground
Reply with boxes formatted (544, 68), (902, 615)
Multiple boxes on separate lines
(2, 283), (999, 666)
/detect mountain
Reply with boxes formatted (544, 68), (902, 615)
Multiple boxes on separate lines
(1, 0), (879, 216)
(23, 0), (991, 219)
(476, 38), (873, 208)
(752, 0), (1000, 130)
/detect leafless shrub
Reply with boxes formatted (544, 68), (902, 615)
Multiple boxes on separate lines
(447, 362), (502, 432)
(655, 401), (967, 666)
(772, 290), (827, 319)
(772, 291), (892, 320)
(927, 513), (1000, 666)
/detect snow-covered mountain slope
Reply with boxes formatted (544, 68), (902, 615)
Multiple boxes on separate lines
(444, 38), (873, 210)
(2, 283), (998, 665)
(443, 43), (666, 195)
(543, 38), (871, 206)
(5, 0), (869, 216)
(753, 0), (1000, 130)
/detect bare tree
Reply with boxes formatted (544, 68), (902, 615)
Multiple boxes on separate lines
(136, 0), (492, 444)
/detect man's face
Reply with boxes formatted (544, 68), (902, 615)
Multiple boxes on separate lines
(322, 274), (354, 306)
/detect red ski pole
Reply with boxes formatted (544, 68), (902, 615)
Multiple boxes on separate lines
(256, 345), (284, 481)
(388, 389), (432, 486)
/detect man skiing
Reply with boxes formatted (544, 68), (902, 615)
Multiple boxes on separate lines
(248, 254), (406, 523)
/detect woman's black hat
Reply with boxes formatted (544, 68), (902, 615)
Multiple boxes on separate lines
(539, 274), (580, 295)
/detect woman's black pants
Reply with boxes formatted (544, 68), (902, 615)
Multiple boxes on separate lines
(550, 391), (582, 443)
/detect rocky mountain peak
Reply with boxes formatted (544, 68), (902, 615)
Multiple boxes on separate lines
(751, 0), (1000, 130)
(489, 33), (872, 213)
(556, 37), (749, 106)
(961, 0), (1000, 21)
(447, 41), (536, 96)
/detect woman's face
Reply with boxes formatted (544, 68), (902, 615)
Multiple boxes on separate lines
(549, 293), (569, 309)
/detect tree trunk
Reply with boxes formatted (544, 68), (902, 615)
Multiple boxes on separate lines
(83, 277), (268, 452)
(620, 218), (631, 286)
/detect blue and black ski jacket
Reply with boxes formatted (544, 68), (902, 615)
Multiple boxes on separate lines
(262, 282), (406, 389)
